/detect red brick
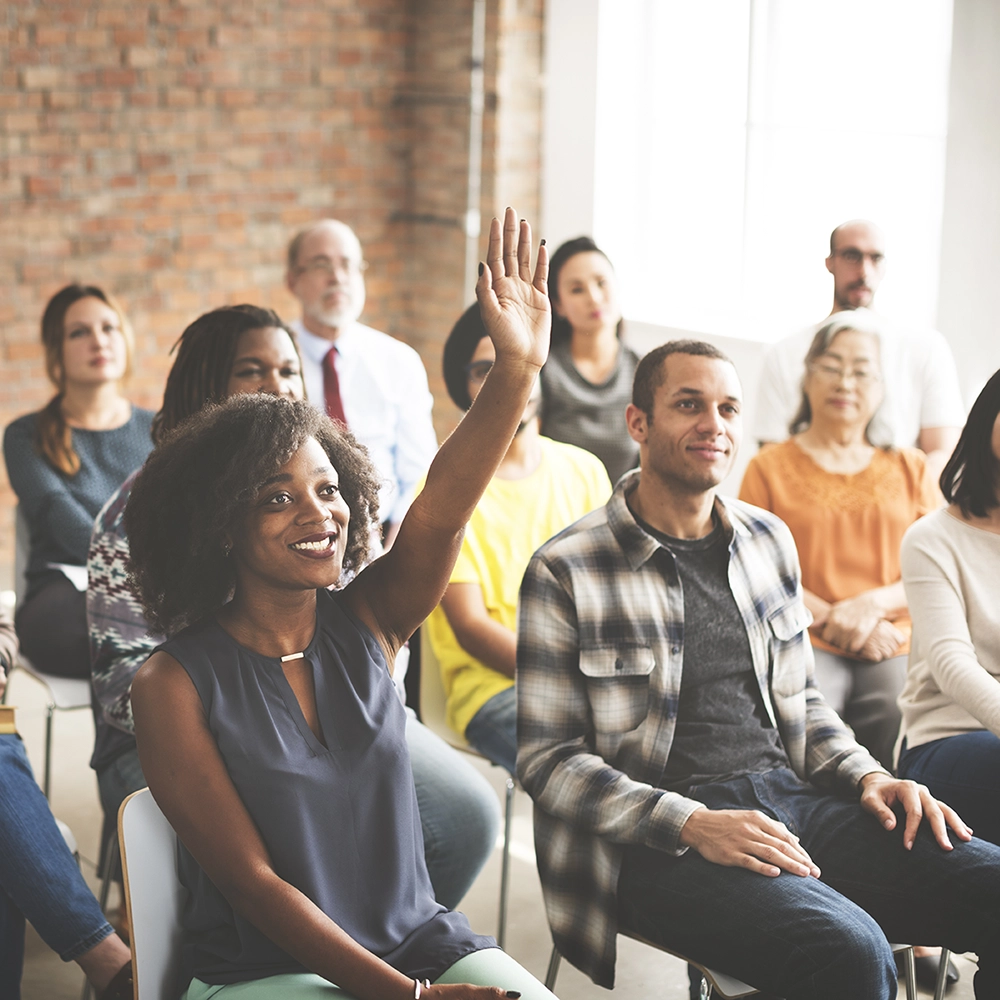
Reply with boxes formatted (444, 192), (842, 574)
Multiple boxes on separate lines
(24, 176), (62, 197)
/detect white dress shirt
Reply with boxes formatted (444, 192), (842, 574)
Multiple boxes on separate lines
(291, 319), (438, 524)
(754, 319), (965, 447)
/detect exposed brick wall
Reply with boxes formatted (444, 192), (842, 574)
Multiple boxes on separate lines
(0, 0), (543, 590)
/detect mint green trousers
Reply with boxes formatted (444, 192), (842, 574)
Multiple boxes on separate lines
(184, 948), (558, 999)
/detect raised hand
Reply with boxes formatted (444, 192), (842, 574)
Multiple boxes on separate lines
(475, 207), (550, 372)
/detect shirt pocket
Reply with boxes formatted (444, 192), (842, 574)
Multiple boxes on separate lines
(767, 603), (812, 698)
(579, 646), (656, 734)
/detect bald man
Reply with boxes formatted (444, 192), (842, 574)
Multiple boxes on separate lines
(285, 220), (438, 540)
(754, 220), (963, 475)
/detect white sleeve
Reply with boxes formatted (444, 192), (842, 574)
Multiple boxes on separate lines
(388, 348), (438, 524)
(753, 344), (801, 444)
(917, 331), (965, 429)
(901, 528), (1000, 737)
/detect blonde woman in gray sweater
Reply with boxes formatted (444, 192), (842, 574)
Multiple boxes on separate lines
(896, 367), (1000, 844)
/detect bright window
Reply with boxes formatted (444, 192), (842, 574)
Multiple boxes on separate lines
(588, 0), (954, 340)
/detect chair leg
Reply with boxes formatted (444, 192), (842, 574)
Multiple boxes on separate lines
(43, 702), (55, 799)
(497, 775), (514, 950)
(899, 945), (917, 1000)
(544, 946), (561, 991)
(98, 830), (119, 912)
(934, 948), (953, 1000)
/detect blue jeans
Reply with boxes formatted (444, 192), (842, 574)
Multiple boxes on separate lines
(95, 713), (500, 911)
(464, 686), (516, 776)
(0, 734), (113, 998)
(617, 767), (1000, 999)
(899, 731), (1000, 846)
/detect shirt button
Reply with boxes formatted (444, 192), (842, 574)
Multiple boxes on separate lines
(614, 657), (623, 670)
(672, 645), (681, 655)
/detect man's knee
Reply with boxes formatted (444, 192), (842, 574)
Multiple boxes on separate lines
(794, 918), (895, 999)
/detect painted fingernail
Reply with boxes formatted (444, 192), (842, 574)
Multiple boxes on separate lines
(520, 218), (525, 223)
(507, 992), (521, 998)
(540, 238), (546, 246)
(478, 262), (484, 276)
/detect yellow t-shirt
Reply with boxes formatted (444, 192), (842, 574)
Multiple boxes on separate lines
(424, 437), (612, 737)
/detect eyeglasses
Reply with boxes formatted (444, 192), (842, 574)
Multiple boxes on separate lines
(831, 248), (885, 267)
(297, 256), (368, 278)
(464, 360), (493, 384)
(809, 362), (881, 385)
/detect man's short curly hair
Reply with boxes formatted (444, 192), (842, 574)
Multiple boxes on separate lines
(125, 394), (381, 636)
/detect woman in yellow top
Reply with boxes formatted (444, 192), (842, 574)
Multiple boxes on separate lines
(424, 303), (612, 775)
(740, 310), (938, 767)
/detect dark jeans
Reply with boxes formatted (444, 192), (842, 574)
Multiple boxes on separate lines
(899, 732), (1000, 847)
(464, 686), (517, 777)
(15, 577), (90, 679)
(617, 768), (1000, 999)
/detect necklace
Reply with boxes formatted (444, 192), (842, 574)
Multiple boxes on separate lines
(280, 652), (305, 663)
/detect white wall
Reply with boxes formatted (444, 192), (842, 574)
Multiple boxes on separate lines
(541, 0), (599, 247)
(544, 0), (1000, 425)
(936, 0), (1000, 406)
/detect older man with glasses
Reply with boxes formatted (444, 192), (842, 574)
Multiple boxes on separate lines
(285, 219), (438, 547)
(754, 219), (964, 479)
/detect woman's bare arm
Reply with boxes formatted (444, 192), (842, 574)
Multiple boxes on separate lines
(346, 210), (549, 657)
(441, 582), (517, 679)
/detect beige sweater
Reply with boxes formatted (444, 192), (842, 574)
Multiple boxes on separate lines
(896, 508), (1000, 762)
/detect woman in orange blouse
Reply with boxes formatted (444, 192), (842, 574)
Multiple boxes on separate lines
(740, 310), (938, 766)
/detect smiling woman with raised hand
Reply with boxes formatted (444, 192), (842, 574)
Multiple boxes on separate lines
(124, 211), (558, 1000)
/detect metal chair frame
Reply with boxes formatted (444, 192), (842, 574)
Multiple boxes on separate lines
(419, 628), (515, 949)
(544, 936), (953, 999)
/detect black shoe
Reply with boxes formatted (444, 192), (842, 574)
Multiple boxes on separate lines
(98, 960), (133, 1000)
(914, 953), (959, 992)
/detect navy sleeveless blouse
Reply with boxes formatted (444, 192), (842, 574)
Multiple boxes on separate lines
(159, 588), (494, 987)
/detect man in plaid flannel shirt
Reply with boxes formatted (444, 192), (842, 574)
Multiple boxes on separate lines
(516, 341), (1000, 998)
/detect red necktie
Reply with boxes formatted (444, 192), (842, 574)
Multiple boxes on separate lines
(322, 347), (348, 426)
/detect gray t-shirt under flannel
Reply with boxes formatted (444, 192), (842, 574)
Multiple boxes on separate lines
(640, 514), (790, 791)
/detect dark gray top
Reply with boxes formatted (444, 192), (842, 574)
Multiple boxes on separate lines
(3, 407), (154, 594)
(160, 588), (493, 987)
(639, 515), (789, 792)
(539, 337), (640, 484)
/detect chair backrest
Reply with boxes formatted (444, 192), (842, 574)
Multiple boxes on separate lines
(418, 627), (468, 750)
(14, 506), (30, 611)
(119, 788), (186, 1000)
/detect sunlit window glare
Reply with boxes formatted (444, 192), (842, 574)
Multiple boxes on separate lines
(592, 0), (954, 341)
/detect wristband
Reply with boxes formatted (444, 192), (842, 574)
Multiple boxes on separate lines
(414, 978), (431, 998)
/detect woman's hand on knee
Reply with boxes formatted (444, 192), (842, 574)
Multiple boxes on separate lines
(427, 985), (521, 999)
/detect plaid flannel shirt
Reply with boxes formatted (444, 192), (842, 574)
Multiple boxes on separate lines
(516, 472), (886, 988)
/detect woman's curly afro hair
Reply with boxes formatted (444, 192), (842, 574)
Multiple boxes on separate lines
(125, 393), (381, 637)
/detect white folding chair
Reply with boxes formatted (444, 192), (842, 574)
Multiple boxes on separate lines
(118, 788), (186, 1000)
(1, 658), (91, 799)
(419, 629), (515, 949)
(3, 508), (92, 799)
